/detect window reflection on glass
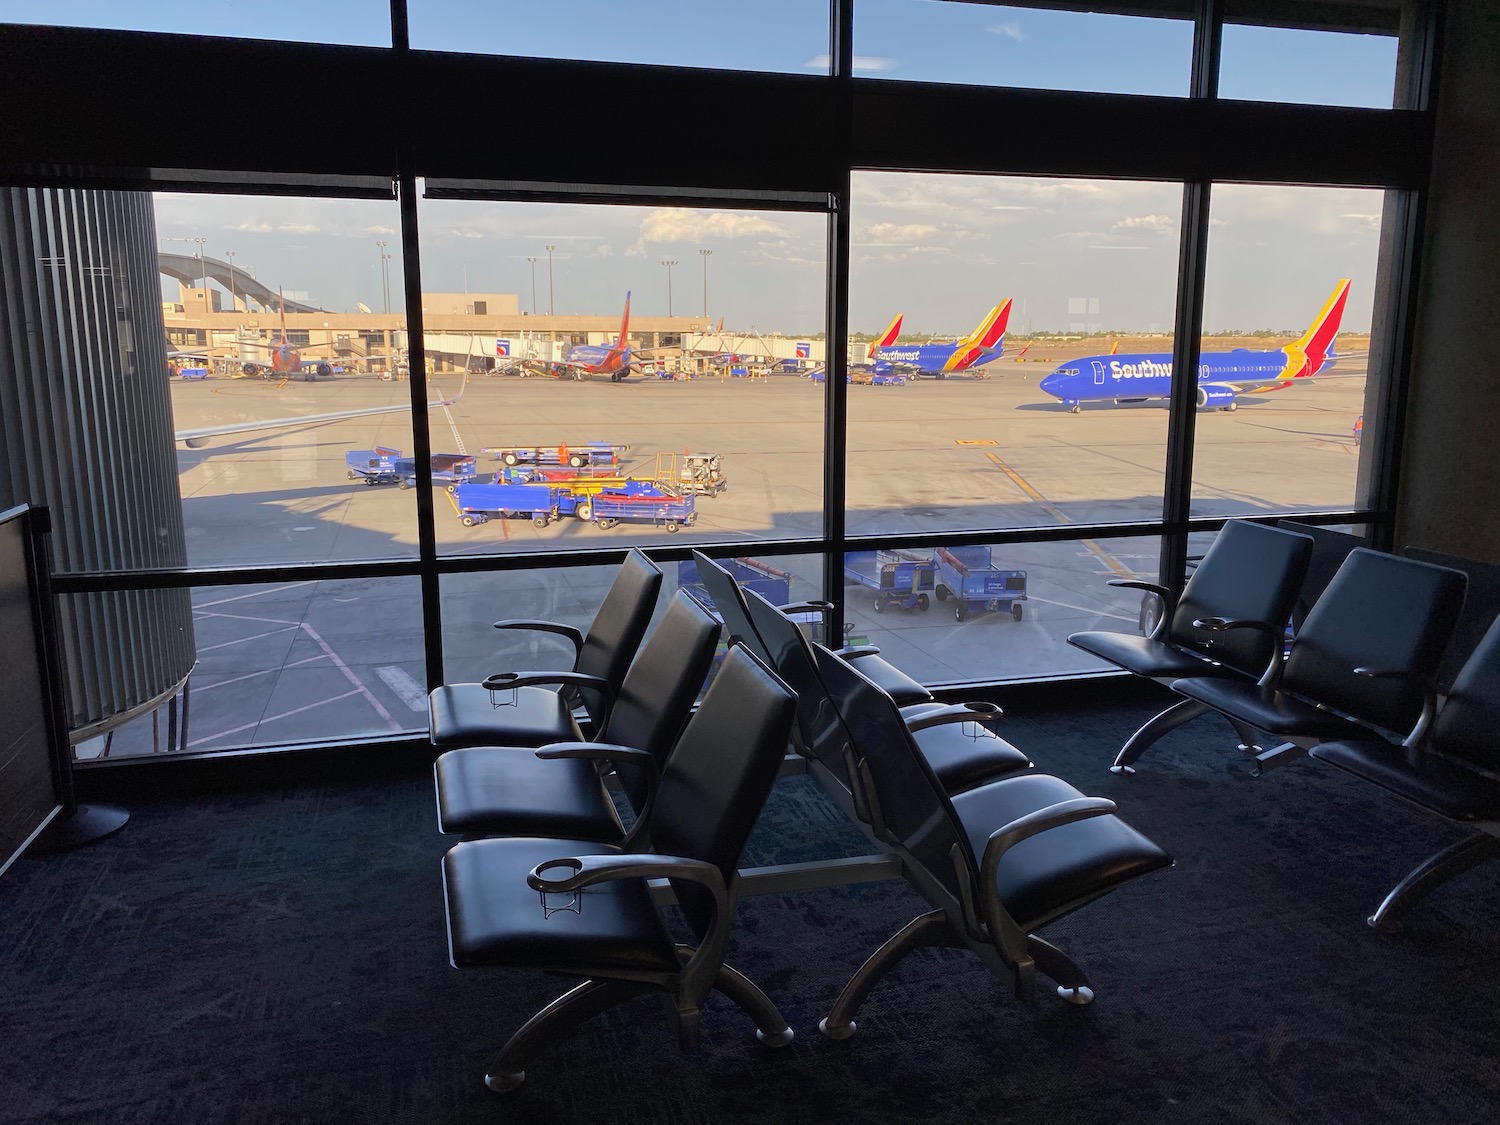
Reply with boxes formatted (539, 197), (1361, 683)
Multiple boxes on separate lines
(1220, 19), (1400, 109)
(157, 192), (418, 565)
(839, 537), (1161, 685)
(1191, 184), (1383, 520)
(854, 0), (1192, 95)
(416, 194), (826, 555)
(410, 0), (828, 73)
(71, 577), (426, 759)
(1, 0), (391, 46)
(849, 171), (1180, 536)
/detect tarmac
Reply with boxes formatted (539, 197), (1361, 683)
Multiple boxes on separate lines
(85, 361), (1368, 758)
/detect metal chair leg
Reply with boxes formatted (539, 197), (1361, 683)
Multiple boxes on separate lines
(1027, 934), (1095, 1005)
(484, 978), (651, 1093)
(1369, 833), (1500, 932)
(819, 909), (958, 1039)
(1112, 698), (1213, 774)
(712, 961), (795, 1047)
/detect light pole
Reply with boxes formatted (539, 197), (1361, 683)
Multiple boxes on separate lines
(545, 244), (556, 316)
(224, 250), (237, 313)
(526, 257), (538, 314)
(661, 259), (678, 316)
(698, 248), (713, 317)
(190, 236), (208, 304)
(375, 241), (390, 314)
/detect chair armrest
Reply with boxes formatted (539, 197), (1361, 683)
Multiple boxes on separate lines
(527, 853), (731, 991)
(977, 796), (1117, 1000)
(1354, 667), (1440, 752)
(481, 670), (615, 730)
(836, 644), (883, 659)
(534, 742), (661, 849)
(1110, 579), (1175, 640)
(492, 619), (585, 661)
(1192, 617), (1289, 686)
(779, 599), (832, 617)
(904, 701), (1004, 733)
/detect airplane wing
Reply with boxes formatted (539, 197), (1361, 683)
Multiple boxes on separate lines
(174, 379), (467, 448)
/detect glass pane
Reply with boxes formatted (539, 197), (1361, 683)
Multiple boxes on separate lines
(70, 577), (425, 759)
(1220, 21), (1399, 109)
(157, 192), (421, 566)
(849, 171), (1181, 535)
(409, 0), (829, 73)
(416, 195), (827, 555)
(1190, 184), (1381, 520)
(1, 1), (391, 46)
(854, 0), (1193, 96)
(840, 536), (1161, 684)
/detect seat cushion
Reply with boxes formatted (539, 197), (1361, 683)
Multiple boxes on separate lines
(1169, 677), (1371, 740)
(950, 773), (1171, 930)
(430, 683), (582, 749)
(444, 837), (678, 974)
(911, 723), (1032, 795)
(435, 746), (624, 840)
(843, 652), (932, 707)
(1311, 740), (1500, 822)
(1069, 631), (1235, 681)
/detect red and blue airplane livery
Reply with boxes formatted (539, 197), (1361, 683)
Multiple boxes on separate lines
(868, 299), (1012, 378)
(1038, 279), (1350, 413)
(555, 292), (636, 381)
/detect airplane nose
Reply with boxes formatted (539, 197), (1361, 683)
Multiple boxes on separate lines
(1039, 371), (1062, 398)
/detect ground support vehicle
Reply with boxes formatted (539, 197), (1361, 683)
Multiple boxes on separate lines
(451, 481), (562, 528)
(393, 453), (478, 491)
(678, 453), (727, 496)
(346, 446), (402, 485)
(501, 469), (665, 521)
(590, 487), (696, 533)
(482, 441), (629, 469)
(934, 545), (1028, 621)
(844, 549), (937, 613)
(677, 557), (791, 615)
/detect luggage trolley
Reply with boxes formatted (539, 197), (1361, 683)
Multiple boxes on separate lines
(934, 546), (1028, 621)
(844, 549), (937, 613)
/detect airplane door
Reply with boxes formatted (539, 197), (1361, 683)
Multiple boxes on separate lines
(1092, 361), (1105, 385)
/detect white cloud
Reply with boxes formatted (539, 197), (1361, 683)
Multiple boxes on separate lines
(365, 224), (396, 235)
(631, 209), (790, 256)
(1113, 214), (1177, 235)
(860, 222), (940, 244)
(280, 222), (319, 235)
(229, 222), (273, 233)
(449, 229), (485, 240)
(987, 23), (1023, 41)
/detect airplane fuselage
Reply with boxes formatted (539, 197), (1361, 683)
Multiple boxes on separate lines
(1038, 346), (1334, 412)
(563, 342), (630, 380)
(871, 341), (1004, 376)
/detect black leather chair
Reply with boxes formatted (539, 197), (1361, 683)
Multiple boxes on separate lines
(1402, 547), (1500, 693)
(686, 549), (934, 709)
(739, 585), (1032, 800)
(1171, 548), (1468, 774)
(809, 650), (1171, 1033)
(1311, 612), (1500, 931)
(433, 590), (721, 841)
(440, 644), (799, 1093)
(1276, 520), (1365, 633)
(1068, 520), (1314, 774)
(429, 548), (662, 749)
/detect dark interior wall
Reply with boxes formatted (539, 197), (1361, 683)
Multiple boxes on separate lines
(1398, 1), (1500, 558)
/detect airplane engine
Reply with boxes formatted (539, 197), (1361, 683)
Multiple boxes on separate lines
(1197, 384), (1238, 411)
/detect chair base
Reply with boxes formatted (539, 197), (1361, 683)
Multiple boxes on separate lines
(1368, 832), (1500, 933)
(1110, 697), (1263, 775)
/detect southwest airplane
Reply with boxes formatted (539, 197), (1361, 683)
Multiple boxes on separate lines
(868, 300), (1011, 378)
(1038, 278), (1350, 413)
(551, 292), (636, 381)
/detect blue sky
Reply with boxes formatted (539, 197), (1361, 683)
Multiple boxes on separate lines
(10, 2), (1397, 334)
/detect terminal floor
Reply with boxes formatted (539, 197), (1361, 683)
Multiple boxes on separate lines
(3, 693), (1498, 1125)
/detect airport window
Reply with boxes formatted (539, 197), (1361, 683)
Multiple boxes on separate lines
(407, 0), (831, 73)
(853, 0), (1194, 96)
(840, 536), (1162, 684)
(0, 0), (393, 46)
(415, 194), (828, 557)
(847, 170), (1181, 536)
(1220, 9), (1401, 109)
(1189, 183), (1384, 521)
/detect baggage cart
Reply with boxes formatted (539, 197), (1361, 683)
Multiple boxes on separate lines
(590, 486), (696, 533)
(934, 545), (1028, 621)
(844, 549), (936, 613)
(345, 446), (402, 485)
(451, 480), (562, 528)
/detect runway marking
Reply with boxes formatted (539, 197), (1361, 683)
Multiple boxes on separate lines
(983, 449), (1133, 578)
(377, 666), (429, 712)
(442, 404), (466, 454)
(1024, 596), (1137, 625)
(187, 689), (367, 748)
(195, 582), (316, 608)
(193, 654), (331, 692)
(195, 625), (300, 651)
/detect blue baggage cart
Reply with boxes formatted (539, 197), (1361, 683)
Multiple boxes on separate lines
(345, 446), (402, 485)
(393, 453), (477, 491)
(451, 480), (562, 528)
(677, 557), (792, 615)
(590, 486), (696, 533)
(844, 549), (937, 613)
(934, 545), (1028, 622)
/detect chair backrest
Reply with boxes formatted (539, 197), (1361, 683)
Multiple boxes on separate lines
(1402, 547), (1500, 693)
(1276, 520), (1365, 633)
(1431, 612), (1500, 771)
(600, 590), (722, 813)
(1282, 548), (1467, 735)
(649, 644), (797, 941)
(739, 586), (858, 788)
(687, 550), (775, 667)
(811, 647), (973, 904)
(575, 548), (663, 720)
(1167, 520), (1313, 675)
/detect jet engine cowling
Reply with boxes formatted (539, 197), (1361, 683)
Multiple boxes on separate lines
(1196, 384), (1238, 411)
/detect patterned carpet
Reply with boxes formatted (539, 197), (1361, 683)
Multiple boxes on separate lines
(3, 694), (1499, 1125)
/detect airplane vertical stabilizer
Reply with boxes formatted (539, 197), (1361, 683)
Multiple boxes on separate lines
(962, 299), (1012, 349)
(1283, 278), (1350, 378)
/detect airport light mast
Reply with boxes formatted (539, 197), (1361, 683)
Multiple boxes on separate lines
(661, 259), (677, 316)
(376, 240), (390, 314)
(699, 248), (712, 317)
(224, 250), (237, 313)
(526, 257), (538, 314)
(546, 244), (556, 316)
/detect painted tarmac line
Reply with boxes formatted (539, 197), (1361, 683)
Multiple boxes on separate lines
(376, 666), (429, 712)
(984, 448), (1133, 579)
